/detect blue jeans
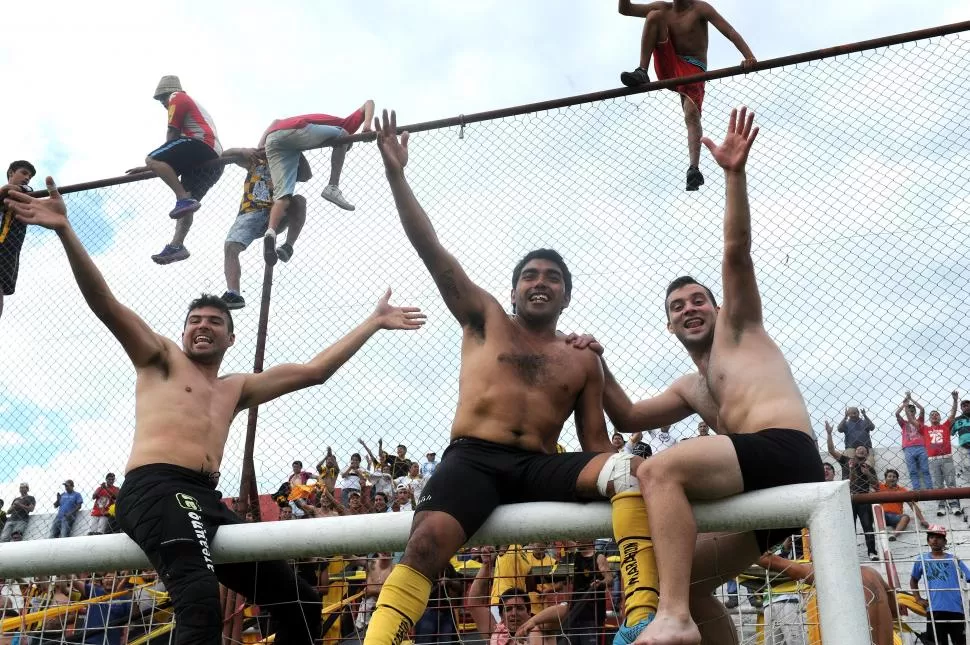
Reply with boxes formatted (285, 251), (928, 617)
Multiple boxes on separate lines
(49, 514), (76, 538)
(904, 445), (932, 490)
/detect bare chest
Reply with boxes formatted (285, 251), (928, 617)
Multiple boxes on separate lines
(667, 12), (708, 53)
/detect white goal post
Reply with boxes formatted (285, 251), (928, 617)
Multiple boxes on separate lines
(0, 481), (867, 644)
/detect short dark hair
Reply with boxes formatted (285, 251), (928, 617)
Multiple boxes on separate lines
(665, 276), (717, 319)
(885, 468), (899, 478)
(397, 444), (406, 451)
(351, 453), (361, 461)
(185, 294), (234, 334)
(293, 461), (303, 468)
(498, 587), (531, 613)
(7, 160), (36, 179)
(512, 249), (572, 299)
(374, 492), (388, 504)
(822, 462), (835, 470)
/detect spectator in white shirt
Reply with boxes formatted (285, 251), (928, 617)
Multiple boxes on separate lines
(420, 451), (438, 477)
(395, 462), (426, 501)
(339, 453), (369, 507)
(648, 425), (677, 454)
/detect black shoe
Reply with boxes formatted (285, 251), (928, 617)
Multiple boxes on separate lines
(277, 243), (294, 263)
(221, 291), (246, 310)
(686, 166), (705, 191)
(620, 67), (650, 87)
(723, 594), (739, 609)
(263, 231), (278, 266)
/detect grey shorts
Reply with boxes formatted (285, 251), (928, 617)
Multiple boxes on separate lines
(225, 209), (270, 247)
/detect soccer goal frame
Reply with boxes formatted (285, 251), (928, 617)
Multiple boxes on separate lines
(0, 481), (867, 644)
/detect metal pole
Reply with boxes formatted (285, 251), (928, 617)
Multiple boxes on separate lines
(237, 260), (275, 521)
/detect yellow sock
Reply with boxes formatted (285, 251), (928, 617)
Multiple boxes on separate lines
(612, 491), (658, 626)
(362, 564), (433, 645)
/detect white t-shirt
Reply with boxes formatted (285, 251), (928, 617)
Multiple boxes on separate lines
(395, 475), (426, 500)
(649, 429), (677, 454)
(340, 468), (368, 491)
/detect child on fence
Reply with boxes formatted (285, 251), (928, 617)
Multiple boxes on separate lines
(258, 100), (375, 266)
(128, 76), (225, 266)
(220, 147), (310, 309)
(0, 160), (35, 321)
(911, 525), (969, 645)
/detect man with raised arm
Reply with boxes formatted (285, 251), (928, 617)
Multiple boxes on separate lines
(571, 108), (823, 645)
(363, 111), (660, 645)
(3, 179), (426, 645)
(618, 0), (755, 191)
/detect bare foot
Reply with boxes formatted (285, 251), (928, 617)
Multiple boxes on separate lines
(634, 613), (701, 645)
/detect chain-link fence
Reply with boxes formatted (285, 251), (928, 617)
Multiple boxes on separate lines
(0, 24), (969, 521)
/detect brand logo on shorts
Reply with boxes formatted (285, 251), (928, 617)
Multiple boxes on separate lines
(187, 510), (215, 572)
(418, 495), (431, 506)
(176, 493), (201, 512)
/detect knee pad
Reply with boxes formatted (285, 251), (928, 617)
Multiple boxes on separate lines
(597, 452), (640, 497)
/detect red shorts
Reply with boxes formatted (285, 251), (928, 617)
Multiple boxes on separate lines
(653, 37), (705, 112)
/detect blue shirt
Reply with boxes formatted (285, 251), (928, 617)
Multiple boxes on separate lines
(56, 491), (84, 518)
(82, 583), (132, 645)
(912, 553), (970, 613)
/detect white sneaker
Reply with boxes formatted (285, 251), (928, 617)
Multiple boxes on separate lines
(321, 184), (355, 211)
(869, 553), (879, 561)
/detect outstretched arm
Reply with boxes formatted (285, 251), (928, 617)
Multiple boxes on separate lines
(701, 2), (756, 66)
(375, 110), (490, 326)
(5, 179), (167, 367)
(702, 107), (762, 337)
(618, 0), (667, 17)
(949, 390), (959, 424)
(824, 421), (841, 461)
(909, 393), (925, 423)
(221, 147), (262, 169)
(236, 289), (425, 411)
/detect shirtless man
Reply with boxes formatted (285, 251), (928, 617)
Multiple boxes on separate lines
(4, 179), (425, 645)
(363, 110), (658, 645)
(758, 553), (896, 645)
(571, 108), (823, 644)
(618, 0), (755, 191)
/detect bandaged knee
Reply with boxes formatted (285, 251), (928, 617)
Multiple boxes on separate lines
(362, 564), (433, 645)
(611, 491), (658, 626)
(597, 452), (640, 496)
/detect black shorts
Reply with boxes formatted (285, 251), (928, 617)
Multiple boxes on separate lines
(728, 428), (824, 552)
(415, 437), (599, 538)
(147, 138), (224, 200)
(116, 464), (320, 645)
(0, 211), (27, 296)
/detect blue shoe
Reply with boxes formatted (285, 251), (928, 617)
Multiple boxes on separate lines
(613, 615), (654, 645)
(151, 244), (190, 265)
(169, 198), (201, 219)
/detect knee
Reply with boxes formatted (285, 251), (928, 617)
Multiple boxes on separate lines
(400, 530), (450, 577)
(636, 455), (673, 489)
(290, 194), (307, 213)
(224, 242), (243, 256)
(645, 10), (663, 28)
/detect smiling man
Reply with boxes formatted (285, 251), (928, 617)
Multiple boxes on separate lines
(4, 178), (426, 645)
(571, 108), (823, 644)
(363, 111), (658, 645)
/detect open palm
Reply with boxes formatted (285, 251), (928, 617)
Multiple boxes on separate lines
(371, 288), (426, 331)
(375, 109), (410, 174)
(4, 177), (69, 230)
(702, 107), (759, 172)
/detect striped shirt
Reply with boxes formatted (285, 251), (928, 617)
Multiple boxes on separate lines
(166, 91), (222, 154)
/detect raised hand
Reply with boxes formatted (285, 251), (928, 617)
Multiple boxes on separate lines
(5, 177), (68, 231)
(701, 106), (759, 173)
(824, 420), (833, 435)
(370, 288), (427, 331)
(375, 109), (410, 175)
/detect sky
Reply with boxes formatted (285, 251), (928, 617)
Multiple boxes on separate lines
(0, 0), (969, 510)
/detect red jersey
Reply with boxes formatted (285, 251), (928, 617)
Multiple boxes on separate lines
(900, 419), (926, 449)
(924, 420), (953, 457)
(260, 109), (366, 142)
(166, 91), (222, 153)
